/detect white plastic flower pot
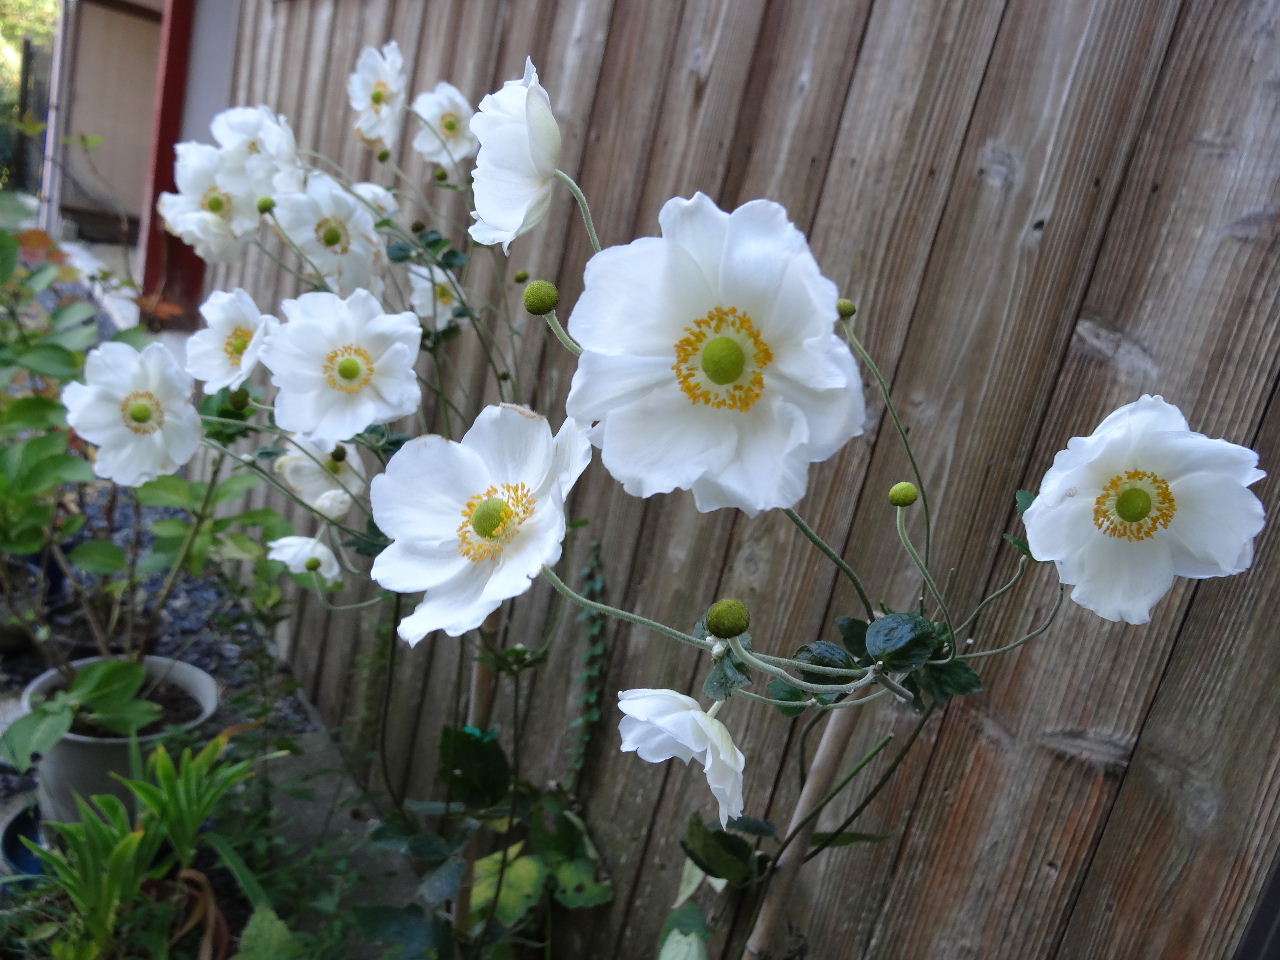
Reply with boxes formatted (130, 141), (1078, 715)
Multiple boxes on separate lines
(20, 656), (219, 826)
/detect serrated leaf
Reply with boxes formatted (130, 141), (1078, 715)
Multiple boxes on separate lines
(68, 539), (126, 574)
(766, 677), (809, 717)
(836, 616), (870, 662)
(419, 854), (466, 905)
(680, 813), (754, 888)
(471, 843), (546, 927)
(916, 659), (983, 704)
(703, 649), (751, 700)
(792, 640), (858, 684)
(865, 612), (937, 672)
(231, 906), (304, 959)
(1015, 489), (1036, 516)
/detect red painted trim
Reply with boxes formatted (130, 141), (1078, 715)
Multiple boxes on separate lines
(140, 0), (203, 328)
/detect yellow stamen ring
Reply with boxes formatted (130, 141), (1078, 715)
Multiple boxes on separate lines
(1093, 470), (1176, 541)
(440, 113), (461, 135)
(673, 306), (773, 412)
(120, 391), (164, 435)
(315, 217), (351, 253)
(457, 483), (536, 563)
(322, 345), (375, 393)
(223, 327), (253, 366)
(435, 284), (455, 307)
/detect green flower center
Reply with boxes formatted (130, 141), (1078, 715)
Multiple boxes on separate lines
(470, 497), (512, 540)
(1115, 487), (1153, 523)
(326, 458), (344, 475)
(304, 557), (321, 572)
(322, 225), (344, 247)
(701, 336), (745, 386)
(205, 194), (225, 213)
(371, 86), (386, 106)
(441, 113), (460, 134)
(230, 337), (248, 355)
(336, 357), (362, 381)
(128, 402), (152, 424)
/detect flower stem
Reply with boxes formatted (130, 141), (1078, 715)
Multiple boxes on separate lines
(961, 583), (1064, 660)
(841, 319), (933, 568)
(954, 556), (1028, 635)
(895, 506), (956, 659)
(783, 508), (875, 622)
(540, 565), (710, 651)
(543, 308), (582, 357)
(727, 634), (875, 696)
(555, 169), (600, 253)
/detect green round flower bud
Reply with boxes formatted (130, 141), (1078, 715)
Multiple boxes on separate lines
(256, 196), (276, 215)
(410, 220), (426, 234)
(304, 557), (322, 572)
(888, 481), (919, 507)
(514, 270), (529, 284)
(434, 168), (449, 182)
(523, 280), (559, 316)
(228, 388), (250, 411)
(377, 148), (391, 163)
(706, 598), (750, 639)
(329, 445), (347, 463)
(836, 298), (857, 318)
(128, 402), (152, 424)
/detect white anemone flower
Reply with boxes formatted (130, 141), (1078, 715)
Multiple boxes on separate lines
(274, 173), (383, 296)
(274, 435), (364, 522)
(370, 404), (591, 643)
(352, 181), (399, 219)
(210, 105), (305, 198)
(468, 58), (561, 252)
(618, 689), (745, 828)
(259, 289), (421, 446)
(267, 536), (341, 581)
(158, 143), (259, 262)
(63, 342), (201, 487)
(347, 41), (407, 151)
(410, 82), (478, 167)
(185, 288), (277, 393)
(408, 263), (462, 331)
(1023, 394), (1265, 625)
(564, 192), (865, 516)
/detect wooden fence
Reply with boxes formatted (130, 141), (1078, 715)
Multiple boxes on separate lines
(208, 0), (1280, 956)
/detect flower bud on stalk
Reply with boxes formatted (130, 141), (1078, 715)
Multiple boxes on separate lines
(706, 598), (750, 639)
(889, 481), (918, 507)
(228, 388), (250, 411)
(836, 298), (857, 318)
(523, 280), (559, 316)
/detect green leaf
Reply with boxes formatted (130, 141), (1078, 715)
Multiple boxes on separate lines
(67, 659), (146, 705)
(658, 929), (710, 960)
(916, 658), (983, 704)
(51, 300), (98, 330)
(792, 640), (858, 684)
(661, 900), (710, 943)
(0, 701), (74, 772)
(18, 452), (91, 492)
(725, 816), (777, 837)
(551, 857), (613, 908)
(471, 843), (546, 928)
(0, 232), (17, 286)
(231, 906), (304, 960)
(679, 813), (757, 888)
(16, 344), (80, 379)
(48, 321), (99, 352)
(1003, 533), (1033, 559)
(703, 647), (751, 700)
(0, 396), (65, 433)
(68, 539), (126, 574)
(810, 831), (891, 848)
(835, 616), (870, 662)
(86, 697), (162, 736)
(864, 612), (938, 672)
(1015, 489), (1036, 517)
(765, 677), (809, 717)
(353, 904), (446, 957)
(25, 262), (58, 293)
(213, 473), (260, 504)
(148, 518), (190, 538)
(110, 325), (153, 349)
(136, 475), (203, 508)
(419, 855), (467, 905)
(437, 725), (511, 808)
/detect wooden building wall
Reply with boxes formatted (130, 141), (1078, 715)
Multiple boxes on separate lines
(210, 0), (1280, 956)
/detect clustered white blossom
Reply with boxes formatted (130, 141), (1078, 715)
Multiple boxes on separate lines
(122, 41), (1268, 838)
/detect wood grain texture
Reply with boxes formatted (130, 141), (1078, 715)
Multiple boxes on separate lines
(206, 0), (1280, 956)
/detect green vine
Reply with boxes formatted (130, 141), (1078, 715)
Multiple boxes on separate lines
(565, 542), (608, 792)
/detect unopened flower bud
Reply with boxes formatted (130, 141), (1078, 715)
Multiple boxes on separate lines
(706, 598), (750, 639)
(836, 298), (857, 318)
(523, 280), (559, 316)
(228, 388), (250, 411)
(377, 148), (391, 163)
(888, 481), (918, 507)
(410, 219), (426, 234)
(256, 196), (275, 215)
(434, 168), (448, 182)
(514, 270), (529, 284)
(329, 445), (347, 463)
